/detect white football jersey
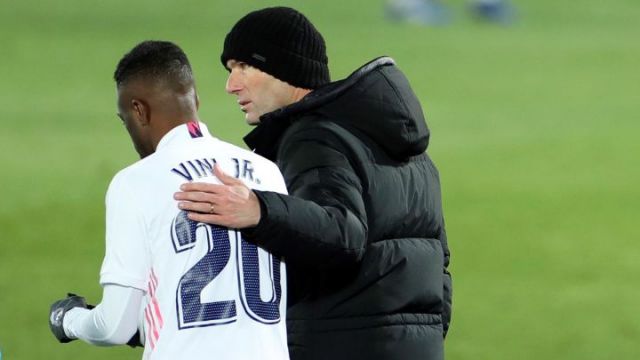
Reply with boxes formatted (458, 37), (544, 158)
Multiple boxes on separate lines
(99, 122), (289, 360)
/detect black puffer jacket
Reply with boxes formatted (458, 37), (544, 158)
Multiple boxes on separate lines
(243, 57), (452, 360)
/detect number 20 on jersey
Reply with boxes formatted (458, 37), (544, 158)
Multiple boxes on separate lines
(170, 211), (283, 329)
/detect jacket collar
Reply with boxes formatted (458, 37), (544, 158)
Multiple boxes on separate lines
(244, 57), (395, 161)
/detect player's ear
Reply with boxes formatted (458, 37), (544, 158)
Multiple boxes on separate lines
(131, 99), (151, 126)
(195, 92), (200, 110)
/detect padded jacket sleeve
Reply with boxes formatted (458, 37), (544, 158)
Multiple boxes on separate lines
(242, 125), (368, 269)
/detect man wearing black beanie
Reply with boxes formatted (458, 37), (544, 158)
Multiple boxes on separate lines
(176, 6), (452, 360)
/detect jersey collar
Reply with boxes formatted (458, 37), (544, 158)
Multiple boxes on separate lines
(156, 121), (212, 151)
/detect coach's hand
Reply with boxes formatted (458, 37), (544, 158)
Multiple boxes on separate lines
(174, 164), (261, 229)
(49, 293), (89, 343)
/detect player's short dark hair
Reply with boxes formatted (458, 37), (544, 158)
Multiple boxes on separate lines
(114, 40), (194, 91)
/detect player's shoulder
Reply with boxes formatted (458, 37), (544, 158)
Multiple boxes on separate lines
(106, 157), (153, 194)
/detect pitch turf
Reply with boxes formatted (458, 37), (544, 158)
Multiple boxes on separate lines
(1, 0), (639, 359)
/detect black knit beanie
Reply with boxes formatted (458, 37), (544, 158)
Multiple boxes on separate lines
(221, 7), (330, 89)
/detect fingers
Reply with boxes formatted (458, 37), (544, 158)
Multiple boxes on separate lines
(174, 165), (252, 229)
(174, 188), (219, 215)
(186, 212), (233, 227)
(178, 200), (214, 214)
(174, 189), (216, 203)
(179, 182), (226, 193)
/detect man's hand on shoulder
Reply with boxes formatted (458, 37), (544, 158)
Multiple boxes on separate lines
(174, 164), (262, 229)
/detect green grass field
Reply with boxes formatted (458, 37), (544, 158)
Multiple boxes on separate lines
(1, 0), (639, 359)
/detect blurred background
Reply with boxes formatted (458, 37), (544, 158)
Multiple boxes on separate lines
(1, 0), (639, 359)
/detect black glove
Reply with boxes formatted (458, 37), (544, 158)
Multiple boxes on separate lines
(49, 293), (89, 343)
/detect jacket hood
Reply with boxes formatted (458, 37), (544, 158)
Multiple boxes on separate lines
(246, 57), (430, 161)
(315, 57), (430, 159)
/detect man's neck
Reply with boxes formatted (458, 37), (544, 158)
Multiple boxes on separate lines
(291, 87), (313, 103)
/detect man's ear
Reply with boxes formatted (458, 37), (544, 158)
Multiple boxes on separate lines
(131, 99), (150, 126)
(195, 92), (200, 110)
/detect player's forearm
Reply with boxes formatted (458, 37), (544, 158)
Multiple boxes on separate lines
(64, 285), (143, 346)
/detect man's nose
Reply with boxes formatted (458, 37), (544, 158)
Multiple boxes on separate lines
(225, 71), (241, 94)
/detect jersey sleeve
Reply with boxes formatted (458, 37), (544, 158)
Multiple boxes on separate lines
(64, 284), (144, 346)
(99, 171), (150, 291)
